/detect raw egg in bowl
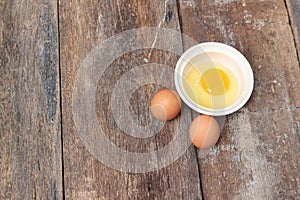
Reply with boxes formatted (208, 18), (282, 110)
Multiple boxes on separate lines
(175, 42), (254, 116)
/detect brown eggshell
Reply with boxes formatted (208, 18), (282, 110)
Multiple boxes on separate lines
(150, 89), (181, 121)
(189, 115), (220, 149)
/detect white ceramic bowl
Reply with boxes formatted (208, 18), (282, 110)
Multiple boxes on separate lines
(174, 42), (254, 116)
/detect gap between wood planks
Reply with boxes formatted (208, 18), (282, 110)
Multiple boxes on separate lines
(56, 0), (65, 199)
(284, 0), (300, 67)
(175, 1), (205, 199)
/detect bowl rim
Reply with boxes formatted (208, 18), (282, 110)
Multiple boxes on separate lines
(174, 42), (254, 116)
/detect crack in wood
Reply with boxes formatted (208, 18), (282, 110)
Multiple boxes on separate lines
(193, 147), (205, 200)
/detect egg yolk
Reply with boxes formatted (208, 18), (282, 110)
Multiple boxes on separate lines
(200, 68), (230, 95)
(183, 63), (238, 109)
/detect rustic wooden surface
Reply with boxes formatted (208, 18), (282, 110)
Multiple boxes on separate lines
(179, 0), (300, 199)
(1, 0), (300, 199)
(0, 0), (62, 199)
(59, 1), (203, 199)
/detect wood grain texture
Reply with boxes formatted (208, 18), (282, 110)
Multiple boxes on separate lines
(2, 0), (299, 199)
(60, 0), (202, 199)
(0, 0), (62, 199)
(178, 0), (300, 199)
(286, 0), (300, 58)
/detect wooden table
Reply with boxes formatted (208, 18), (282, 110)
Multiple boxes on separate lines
(1, 0), (300, 199)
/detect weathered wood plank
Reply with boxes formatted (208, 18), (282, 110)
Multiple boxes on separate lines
(178, 0), (300, 199)
(196, 108), (300, 199)
(286, 0), (300, 58)
(0, 0), (62, 199)
(60, 0), (203, 199)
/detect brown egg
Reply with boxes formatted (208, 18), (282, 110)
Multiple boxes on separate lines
(150, 89), (181, 121)
(189, 115), (220, 149)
